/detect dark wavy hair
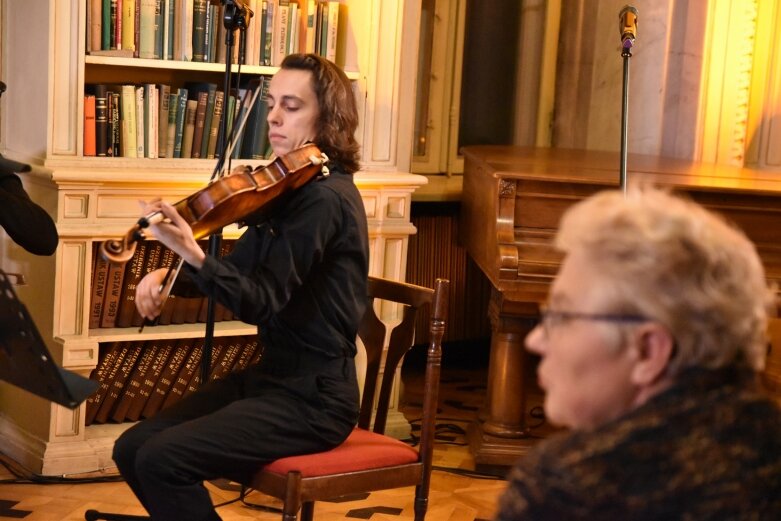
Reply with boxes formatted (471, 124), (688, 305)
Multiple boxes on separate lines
(280, 53), (361, 173)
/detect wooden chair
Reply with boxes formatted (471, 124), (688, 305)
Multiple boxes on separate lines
(248, 276), (450, 521)
(85, 276), (449, 521)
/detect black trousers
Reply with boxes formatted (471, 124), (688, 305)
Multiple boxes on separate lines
(113, 357), (358, 521)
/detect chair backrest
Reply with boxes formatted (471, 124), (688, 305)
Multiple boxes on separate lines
(356, 276), (449, 443)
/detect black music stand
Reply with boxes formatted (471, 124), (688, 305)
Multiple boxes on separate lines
(0, 269), (97, 409)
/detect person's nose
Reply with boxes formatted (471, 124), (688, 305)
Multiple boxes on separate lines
(525, 323), (546, 355)
(267, 105), (281, 126)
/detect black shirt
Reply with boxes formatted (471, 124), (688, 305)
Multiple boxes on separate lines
(182, 164), (370, 373)
(0, 172), (58, 256)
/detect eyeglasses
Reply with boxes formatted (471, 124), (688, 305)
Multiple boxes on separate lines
(538, 304), (649, 338)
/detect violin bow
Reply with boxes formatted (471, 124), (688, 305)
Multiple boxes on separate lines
(138, 256), (184, 333)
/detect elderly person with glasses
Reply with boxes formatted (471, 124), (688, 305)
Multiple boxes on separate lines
(496, 185), (781, 521)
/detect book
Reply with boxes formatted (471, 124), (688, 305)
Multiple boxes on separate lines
(120, 84), (138, 157)
(181, 98), (198, 158)
(241, 77), (270, 159)
(161, 338), (204, 410)
(134, 86), (145, 157)
(173, 87), (188, 157)
(89, 0), (103, 52)
(93, 342), (143, 423)
(110, 91), (121, 156)
(89, 249), (110, 329)
(183, 338), (225, 398)
(102, 0), (112, 50)
(208, 337), (243, 381)
(199, 85), (217, 158)
(232, 337), (259, 372)
(166, 91), (178, 158)
(192, 0), (208, 62)
(115, 242), (148, 328)
(139, 0), (157, 58)
(206, 90), (224, 159)
(157, 84), (171, 156)
(190, 91), (209, 158)
(273, 0), (290, 66)
(110, 341), (153, 422)
(141, 339), (192, 418)
(143, 83), (158, 158)
(84, 95), (97, 156)
(326, 1), (341, 63)
(122, 0), (136, 51)
(85, 341), (127, 426)
(89, 84), (110, 157)
(302, 0), (316, 53)
(113, 0), (123, 50)
(100, 259), (126, 328)
(125, 338), (175, 421)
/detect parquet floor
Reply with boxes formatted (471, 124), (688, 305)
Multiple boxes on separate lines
(0, 353), (531, 521)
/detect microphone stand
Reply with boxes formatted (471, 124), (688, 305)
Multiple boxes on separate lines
(619, 39), (632, 193)
(618, 5), (637, 194)
(201, 0), (253, 385)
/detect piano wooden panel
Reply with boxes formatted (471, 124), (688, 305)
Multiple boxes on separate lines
(460, 145), (781, 469)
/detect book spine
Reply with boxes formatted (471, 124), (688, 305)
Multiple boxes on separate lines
(94, 343), (142, 423)
(161, 340), (203, 410)
(85, 342), (126, 425)
(125, 339), (175, 421)
(100, 261), (126, 328)
(181, 98), (198, 158)
(122, 0), (136, 50)
(206, 90), (224, 159)
(93, 84), (110, 157)
(111, 341), (155, 422)
(141, 340), (192, 418)
(191, 0), (207, 62)
(89, 250), (110, 329)
(84, 95), (97, 156)
(120, 84), (138, 158)
(157, 84), (171, 156)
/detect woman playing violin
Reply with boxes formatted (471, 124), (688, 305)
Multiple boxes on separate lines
(113, 54), (368, 521)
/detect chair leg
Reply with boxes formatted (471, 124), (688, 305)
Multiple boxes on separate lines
(282, 470), (303, 521)
(300, 501), (315, 521)
(413, 485), (429, 521)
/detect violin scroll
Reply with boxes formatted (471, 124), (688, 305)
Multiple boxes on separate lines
(100, 224), (144, 264)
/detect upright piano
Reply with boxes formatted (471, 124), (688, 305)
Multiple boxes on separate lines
(460, 145), (781, 469)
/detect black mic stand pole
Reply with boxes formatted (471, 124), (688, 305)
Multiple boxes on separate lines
(618, 5), (637, 194)
(202, 0), (252, 386)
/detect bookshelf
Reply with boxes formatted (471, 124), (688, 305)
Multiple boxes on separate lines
(0, 0), (424, 474)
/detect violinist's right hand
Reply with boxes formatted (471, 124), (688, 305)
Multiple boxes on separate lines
(135, 268), (169, 320)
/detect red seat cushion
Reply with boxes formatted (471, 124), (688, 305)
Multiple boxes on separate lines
(262, 428), (419, 477)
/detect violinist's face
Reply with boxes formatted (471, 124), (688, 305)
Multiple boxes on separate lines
(267, 68), (320, 157)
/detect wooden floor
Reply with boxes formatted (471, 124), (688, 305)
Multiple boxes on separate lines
(0, 357), (526, 521)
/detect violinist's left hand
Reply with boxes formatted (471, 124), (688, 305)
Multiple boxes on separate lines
(140, 199), (206, 269)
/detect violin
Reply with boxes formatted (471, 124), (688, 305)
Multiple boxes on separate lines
(100, 143), (329, 265)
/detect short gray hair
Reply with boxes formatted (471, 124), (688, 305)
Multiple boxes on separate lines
(556, 184), (775, 374)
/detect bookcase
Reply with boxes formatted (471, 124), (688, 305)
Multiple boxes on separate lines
(0, 0), (425, 474)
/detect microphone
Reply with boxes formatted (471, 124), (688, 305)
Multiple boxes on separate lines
(618, 5), (638, 49)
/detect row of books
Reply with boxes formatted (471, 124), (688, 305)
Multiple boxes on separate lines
(89, 239), (238, 330)
(86, 0), (343, 66)
(85, 335), (261, 425)
(83, 78), (271, 159)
